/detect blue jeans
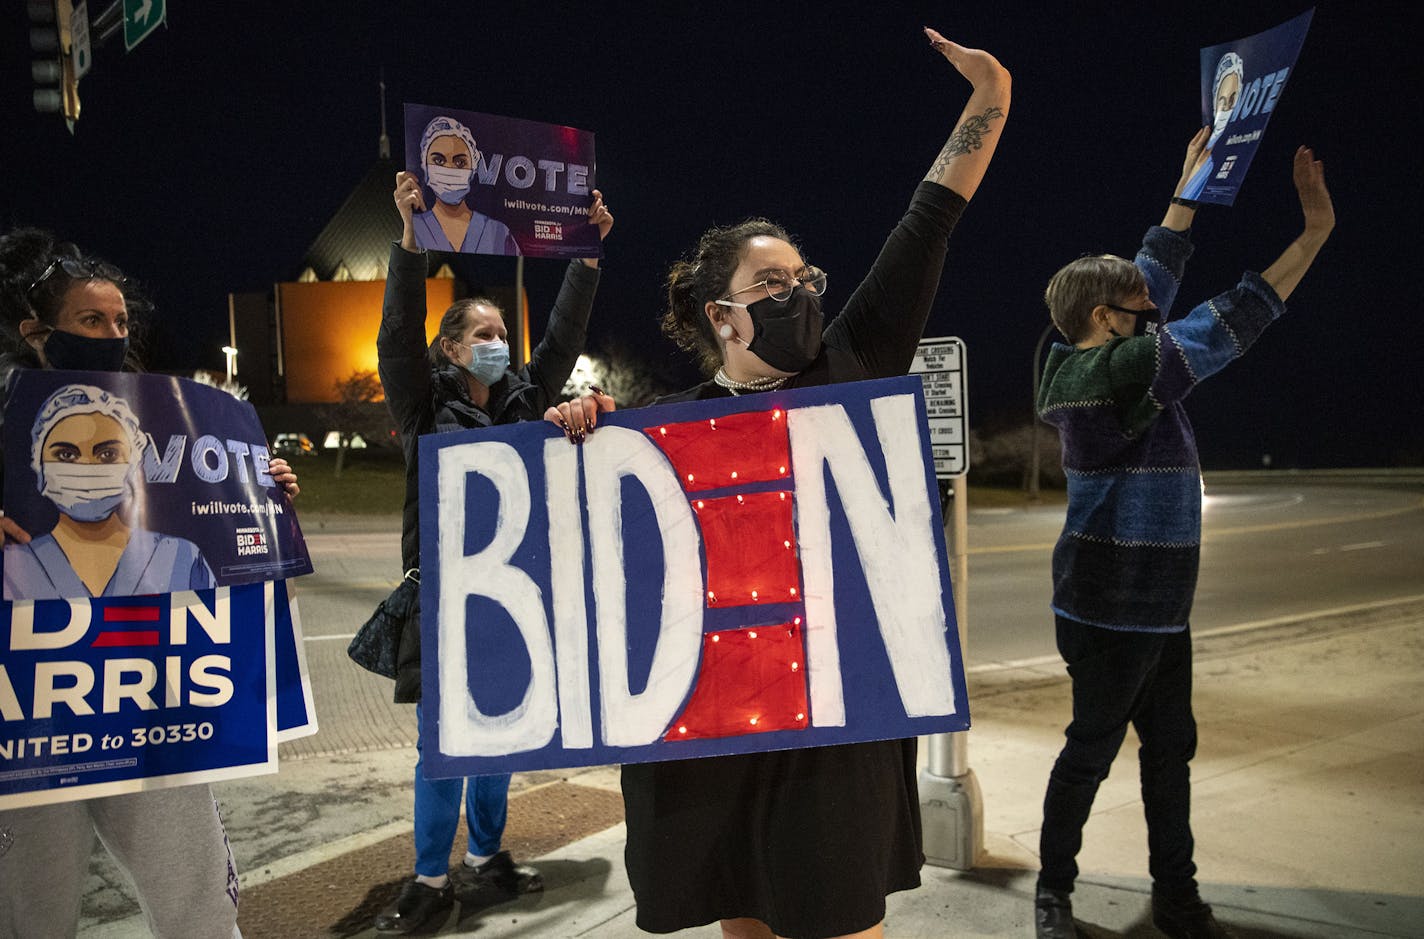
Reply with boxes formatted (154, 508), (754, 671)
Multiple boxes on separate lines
(413, 702), (512, 877)
(1037, 615), (1198, 898)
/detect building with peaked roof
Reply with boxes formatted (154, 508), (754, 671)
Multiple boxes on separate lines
(226, 83), (526, 416)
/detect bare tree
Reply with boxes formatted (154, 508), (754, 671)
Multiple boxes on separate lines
(318, 370), (387, 478)
(561, 341), (673, 409)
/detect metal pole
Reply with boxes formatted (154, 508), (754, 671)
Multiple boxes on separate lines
(1028, 321), (1056, 502)
(920, 476), (982, 870)
(511, 256), (527, 368)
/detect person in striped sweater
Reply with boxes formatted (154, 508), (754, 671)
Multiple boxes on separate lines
(1031, 136), (1335, 939)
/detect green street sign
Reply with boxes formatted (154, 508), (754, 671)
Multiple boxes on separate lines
(123, 0), (165, 52)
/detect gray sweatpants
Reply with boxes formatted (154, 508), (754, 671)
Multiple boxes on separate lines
(0, 784), (240, 939)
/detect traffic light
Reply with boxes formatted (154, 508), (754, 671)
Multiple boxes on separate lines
(29, 0), (80, 122)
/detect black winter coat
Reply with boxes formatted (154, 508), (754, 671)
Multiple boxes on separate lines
(375, 242), (600, 701)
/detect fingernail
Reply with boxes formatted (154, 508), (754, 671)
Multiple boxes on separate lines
(590, 385), (606, 396)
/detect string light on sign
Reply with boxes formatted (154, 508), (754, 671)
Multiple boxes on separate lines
(665, 620), (810, 741)
(693, 491), (800, 608)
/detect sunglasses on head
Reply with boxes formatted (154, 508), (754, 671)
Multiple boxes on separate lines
(26, 257), (126, 298)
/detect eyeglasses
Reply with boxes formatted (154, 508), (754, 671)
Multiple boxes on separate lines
(26, 257), (126, 298)
(716, 266), (828, 308)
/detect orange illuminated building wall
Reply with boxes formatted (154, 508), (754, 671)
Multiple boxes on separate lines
(276, 278), (455, 403)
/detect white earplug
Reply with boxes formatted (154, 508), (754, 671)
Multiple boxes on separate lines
(718, 323), (734, 340)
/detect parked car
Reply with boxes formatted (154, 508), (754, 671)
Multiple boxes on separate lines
(272, 432), (319, 457)
(322, 431), (368, 450)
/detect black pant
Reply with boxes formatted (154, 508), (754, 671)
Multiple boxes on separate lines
(1037, 615), (1198, 898)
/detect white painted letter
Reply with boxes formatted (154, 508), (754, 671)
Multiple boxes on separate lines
(788, 395), (957, 722)
(545, 438), (592, 749)
(583, 427), (704, 747)
(437, 442), (558, 756)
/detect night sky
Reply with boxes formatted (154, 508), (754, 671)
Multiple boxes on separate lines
(4, 2), (1419, 469)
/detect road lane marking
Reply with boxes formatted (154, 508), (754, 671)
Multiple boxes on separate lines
(969, 502), (1421, 555)
(965, 593), (1424, 672)
(1339, 541), (1387, 551)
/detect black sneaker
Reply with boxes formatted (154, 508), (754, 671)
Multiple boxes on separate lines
(1035, 886), (1078, 939)
(1152, 890), (1233, 939)
(450, 850), (544, 901)
(374, 878), (454, 934)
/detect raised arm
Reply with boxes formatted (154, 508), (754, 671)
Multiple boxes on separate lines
(922, 28), (1011, 201)
(1161, 126), (1211, 231)
(394, 170), (425, 253)
(1260, 146), (1334, 302)
(379, 172), (435, 437)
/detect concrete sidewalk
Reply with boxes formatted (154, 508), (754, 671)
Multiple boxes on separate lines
(85, 597), (1424, 938)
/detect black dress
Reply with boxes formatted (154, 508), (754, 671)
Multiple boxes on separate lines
(622, 182), (968, 939)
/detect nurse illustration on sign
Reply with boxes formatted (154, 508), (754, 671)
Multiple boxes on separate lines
(1181, 51), (1245, 200)
(413, 115), (521, 255)
(2, 382), (216, 599)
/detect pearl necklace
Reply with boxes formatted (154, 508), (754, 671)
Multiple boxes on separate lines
(713, 367), (789, 395)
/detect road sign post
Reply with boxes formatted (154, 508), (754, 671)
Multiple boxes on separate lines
(909, 336), (983, 870)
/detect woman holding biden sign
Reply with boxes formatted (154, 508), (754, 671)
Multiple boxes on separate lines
(622, 28), (1009, 939)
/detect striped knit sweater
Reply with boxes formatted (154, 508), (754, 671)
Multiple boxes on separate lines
(1037, 226), (1285, 632)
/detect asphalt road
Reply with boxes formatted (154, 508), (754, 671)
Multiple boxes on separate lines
(286, 475), (1424, 756)
(964, 477), (1424, 664)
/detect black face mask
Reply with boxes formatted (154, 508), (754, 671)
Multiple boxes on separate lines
(1106, 307), (1164, 339)
(745, 287), (824, 373)
(42, 329), (130, 372)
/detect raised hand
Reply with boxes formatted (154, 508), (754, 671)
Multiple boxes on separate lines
(588, 189), (614, 241)
(1177, 126), (1212, 195)
(1293, 146), (1335, 240)
(925, 28), (1009, 90)
(1261, 146), (1335, 302)
(393, 171), (427, 252)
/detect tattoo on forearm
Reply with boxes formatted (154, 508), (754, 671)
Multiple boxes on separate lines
(926, 106), (1006, 180)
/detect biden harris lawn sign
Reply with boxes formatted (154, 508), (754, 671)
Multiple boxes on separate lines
(0, 580), (316, 809)
(419, 376), (968, 778)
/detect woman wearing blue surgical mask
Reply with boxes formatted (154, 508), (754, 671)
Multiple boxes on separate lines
(370, 172), (613, 934)
(628, 29), (1009, 939)
(0, 226), (301, 939)
(412, 115), (522, 255)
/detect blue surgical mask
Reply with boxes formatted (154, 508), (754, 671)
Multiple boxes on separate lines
(458, 339), (510, 386)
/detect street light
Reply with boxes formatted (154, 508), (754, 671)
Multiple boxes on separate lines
(1028, 320), (1058, 502)
(221, 345), (238, 383)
